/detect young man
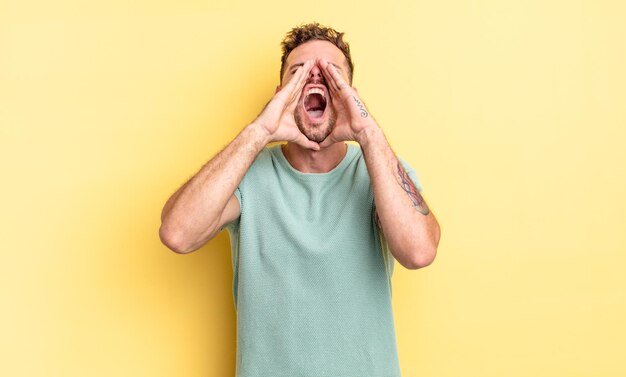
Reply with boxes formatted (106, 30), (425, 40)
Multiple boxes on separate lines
(160, 22), (440, 377)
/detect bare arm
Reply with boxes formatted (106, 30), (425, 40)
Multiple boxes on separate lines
(159, 60), (317, 254)
(159, 124), (270, 253)
(358, 127), (440, 269)
(319, 58), (440, 269)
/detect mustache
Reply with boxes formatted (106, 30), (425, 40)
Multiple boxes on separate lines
(305, 77), (328, 86)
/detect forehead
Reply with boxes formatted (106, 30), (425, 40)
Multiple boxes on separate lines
(285, 39), (346, 68)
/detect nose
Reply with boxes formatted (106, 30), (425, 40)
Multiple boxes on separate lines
(308, 65), (324, 82)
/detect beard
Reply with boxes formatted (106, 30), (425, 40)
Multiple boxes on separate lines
(293, 101), (337, 143)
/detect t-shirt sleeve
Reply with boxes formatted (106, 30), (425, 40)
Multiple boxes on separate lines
(224, 186), (242, 234)
(233, 186), (242, 206)
(223, 147), (269, 235)
(397, 155), (424, 193)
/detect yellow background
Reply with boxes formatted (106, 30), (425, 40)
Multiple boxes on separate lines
(2, 0), (625, 376)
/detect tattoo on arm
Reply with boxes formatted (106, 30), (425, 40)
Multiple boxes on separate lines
(397, 162), (430, 215)
(352, 96), (369, 118)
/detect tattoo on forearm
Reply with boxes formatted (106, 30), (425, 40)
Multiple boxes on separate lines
(397, 162), (430, 215)
(352, 96), (369, 118)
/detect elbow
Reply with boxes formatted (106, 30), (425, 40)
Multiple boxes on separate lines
(406, 243), (438, 270)
(409, 250), (436, 269)
(159, 224), (194, 254)
(408, 222), (441, 269)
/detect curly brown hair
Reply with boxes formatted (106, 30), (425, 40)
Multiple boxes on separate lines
(280, 22), (354, 84)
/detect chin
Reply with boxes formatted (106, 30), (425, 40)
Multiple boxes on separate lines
(295, 109), (334, 143)
(304, 124), (333, 143)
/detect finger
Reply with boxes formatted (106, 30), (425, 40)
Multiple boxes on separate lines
(319, 59), (339, 93)
(320, 62), (350, 119)
(285, 64), (311, 112)
(322, 59), (349, 94)
(286, 61), (315, 114)
(324, 65), (344, 99)
(277, 61), (306, 104)
(286, 60), (314, 104)
(317, 60), (343, 113)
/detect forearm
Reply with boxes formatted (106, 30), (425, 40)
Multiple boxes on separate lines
(160, 122), (270, 249)
(357, 125), (440, 269)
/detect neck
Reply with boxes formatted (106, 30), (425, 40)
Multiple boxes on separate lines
(282, 142), (348, 173)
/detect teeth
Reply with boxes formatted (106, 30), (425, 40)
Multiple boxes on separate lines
(307, 88), (325, 99)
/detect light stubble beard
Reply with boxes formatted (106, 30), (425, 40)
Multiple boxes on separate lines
(293, 101), (338, 143)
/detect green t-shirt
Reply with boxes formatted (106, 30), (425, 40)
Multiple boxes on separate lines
(226, 143), (423, 377)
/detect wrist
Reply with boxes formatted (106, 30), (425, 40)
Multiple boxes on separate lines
(246, 121), (274, 146)
(355, 122), (383, 148)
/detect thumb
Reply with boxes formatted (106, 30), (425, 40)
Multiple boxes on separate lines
(318, 134), (337, 149)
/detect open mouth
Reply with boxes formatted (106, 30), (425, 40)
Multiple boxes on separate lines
(303, 87), (327, 120)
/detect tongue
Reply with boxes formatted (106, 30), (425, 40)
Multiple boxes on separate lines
(308, 110), (324, 118)
(305, 93), (325, 119)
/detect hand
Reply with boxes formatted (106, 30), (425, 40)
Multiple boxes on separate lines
(317, 58), (378, 148)
(253, 59), (320, 151)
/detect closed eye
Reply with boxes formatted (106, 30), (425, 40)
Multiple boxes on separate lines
(288, 63), (305, 75)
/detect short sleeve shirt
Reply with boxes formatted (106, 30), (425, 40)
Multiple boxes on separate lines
(226, 143), (423, 377)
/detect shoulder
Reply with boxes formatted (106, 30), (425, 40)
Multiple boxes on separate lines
(254, 145), (275, 164)
(247, 145), (279, 172)
(346, 143), (366, 167)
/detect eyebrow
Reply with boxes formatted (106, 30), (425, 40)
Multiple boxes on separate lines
(288, 62), (344, 72)
(288, 63), (304, 72)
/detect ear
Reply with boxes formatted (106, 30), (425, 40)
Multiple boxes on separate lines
(275, 85), (281, 94)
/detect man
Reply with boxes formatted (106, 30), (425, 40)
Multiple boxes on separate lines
(159, 23), (440, 377)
